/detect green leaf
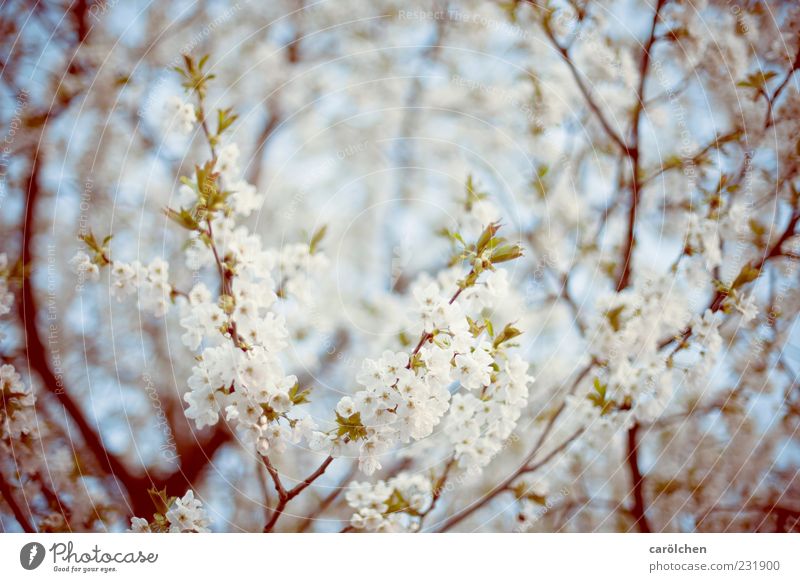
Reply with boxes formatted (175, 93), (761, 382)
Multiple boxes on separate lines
(147, 487), (171, 516)
(335, 411), (367, 441)
(288, 382), (311, 405)
(493, 323), (522, 349)
(731, 263), (760, 289)
(476, 222), (501, 254)
(384, 489), (420, 516)
(309, 224), (327, 254)
(164, 207), (201, 231)
(587, 378), (615, 416)
(438, 228), (466, 247)
(216, 107), (239, 136)
(78, 230), (112, 265)
(79, 231), (100, 252)
(465, 174), (487, 210)
(490, 244), (523, 264)
(604, 305), (625, 332)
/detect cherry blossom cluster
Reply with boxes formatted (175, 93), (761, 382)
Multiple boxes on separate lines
(313, 225), (530, 476)
(0, 255), (36, 441)
(171, 191), (325, 455)
(0, 364), (35, 441)
(321, 347), (453, 474)
(165, 95), (198, 135)
(68, 250), (100, 283)
(0, 253), (15, 330)
(109, 258), (172, 317)
(129, 490), (210, 533)
(71, 54), (530, 532)
(580, 273), (693, 428)
(444, 351), (532, 470)
(72, 60), (333, 461)
(346, 472), (433, 532)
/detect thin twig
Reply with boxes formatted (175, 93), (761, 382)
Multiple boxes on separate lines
(262, 454), (336, 532)
(295, 461), (358, 533)
(436, 428), (584, 532)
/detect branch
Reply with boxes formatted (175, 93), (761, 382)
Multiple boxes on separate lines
(615, 0), (666, 292)
(659, 208), (800, 351)
(617, 2), (666, 530)
(625, 423), (651, 532)
(542, 22), (629, 154)
(0, 470), (36, 533)
(764, 47), (800, 129)
(262, 454), (336, 532)
(435, 428), (584, 532)
(295, 460), (358, 533)
(418, 455), (457, 530)
(434, 362), (593, 532)
(19, 153), (153, 517)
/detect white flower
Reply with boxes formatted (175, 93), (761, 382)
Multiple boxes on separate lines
(184, 286), (210, 310)
(686, 214), (722, 270)
(215, 143), (240, 181)
(413, 281), (442, 331)
(290, 415), (317, 444)
(228, 180), (263, 216)
(431, 300), (466, 331)
(345, 473), (433, 531)
(110, 262), (137, 300)
(470, 199), (500, 228)
(184, 389), (222, 429)
(165, 490), (210, 533)
(356, 358), (387, 390)
(128, 517), (151, 533)
(263, 423), (290, 454)
(381, 350), (409, 383)
(336, 396), (357, 417)
(449, 393), (479, 421)
(166, 96), (197, 134)
(735, 293), (758, 322)
(454, 349), (492, 391)
(413, 281), (441, 310)
(345, 481), (375, 508)
(1, 364), (36, 439)
(693, 309), (723, 355)
(69, 251), (99, 282)
(353, 389), (381, 419)
(358, 439), (386, 475)
(419, 345), (454, 382)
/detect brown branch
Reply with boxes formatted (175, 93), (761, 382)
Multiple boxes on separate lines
(542, 22), (629, 154)
(764, 47), (800, 129)
(417, 455), (457, 530)
(246, 107), (280, 186)
(659, 208), (800, 351)
(295, 460), (358, 533)
(20, 153), (154, 517)
(616, 1), (666, 533)
(0, 470), (36, 533)
(162, 427), (231, 493)
(262, 453), (336, 532)
(615, 0), (665, 293)
(625, 423), (651, 532)
(432, 363), (592, 532)
(436, 428), (584, 532)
